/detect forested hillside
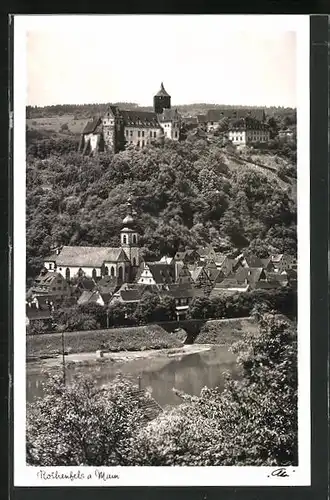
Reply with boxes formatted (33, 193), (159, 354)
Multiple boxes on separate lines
(26, 130), (296, 281)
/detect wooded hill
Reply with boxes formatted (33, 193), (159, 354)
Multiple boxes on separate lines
(26, 128), (296, 282)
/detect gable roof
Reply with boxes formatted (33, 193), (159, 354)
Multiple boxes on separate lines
(243, 255), (264, 268)
(206, 108), (265, 122)
(163, 283), (196, 299)
(120, 289), (144, 303)
(119, 109), (160, 128)
(26, 306), (52, 321)
(56, 246), (130, 267)
(235, 267), (266, 284)
(147, 263), (175, 284)
(77, 290), (102, 305)
(82, 116), (102, 134)
(158, 108), (180, 123)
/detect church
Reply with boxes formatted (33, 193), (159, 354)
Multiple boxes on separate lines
(43, 198), (141, 283)
(78, 83), (181, 155)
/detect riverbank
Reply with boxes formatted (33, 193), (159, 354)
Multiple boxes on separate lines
(26, 317), (258, 361)
(27, 324), (187, 359)
(27, 344), (214, 374)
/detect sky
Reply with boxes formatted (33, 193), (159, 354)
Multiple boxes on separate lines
(25, 15), (298, 108)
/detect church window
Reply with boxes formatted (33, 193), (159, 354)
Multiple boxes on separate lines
(92, 268), (97, 280)
(78, 268), (83, 277)
(133, 234), (137, 244)
(104, 266), (109, 276)
(118, 267), (123, 280)
(123, 235), (127, 244)
(65, 268), (70, 281)
(111, 266), (115, 277)
(133, 257), (136, 266)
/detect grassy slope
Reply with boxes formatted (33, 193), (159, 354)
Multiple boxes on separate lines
(27, 324), (187, 358)
(194, 317), (259, 346)
(27, 318), (259, 358)
(27, 115), (87, 135)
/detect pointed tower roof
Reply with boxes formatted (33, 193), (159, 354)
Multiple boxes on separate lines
(155, 82), (170, 97)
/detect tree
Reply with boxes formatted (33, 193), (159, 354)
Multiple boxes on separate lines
(26, 375), (161, 466)
(129, 314), (297, 466)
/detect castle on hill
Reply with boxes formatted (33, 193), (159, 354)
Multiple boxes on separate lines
(78, 83), (181, 155)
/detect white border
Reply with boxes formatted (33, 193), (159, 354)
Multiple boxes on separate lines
(14, 14), (310, 487)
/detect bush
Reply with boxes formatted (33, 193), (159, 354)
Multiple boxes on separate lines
(26, 375), (161, 466)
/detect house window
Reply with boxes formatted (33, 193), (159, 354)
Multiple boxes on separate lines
(142, 140), (145, 147)
(123, 235), (127, 244)
(142, 131), (145, 137)
(92, 268), (97, 280)
(138, 131), (141, 137)
(125, 130), (128, 136)
(137, 141), (140, 147)
(65, 268), (70, 280)
(78, 268), (83, 277)
(175, 131), (178, 138)
(133, 234), (137, 244)
(150, 131), (152, 137)
(49, 263), (53, 270)
(130, 130), (133, 136)
(133, 257), (136, 266)
(154, 131), (156, 138)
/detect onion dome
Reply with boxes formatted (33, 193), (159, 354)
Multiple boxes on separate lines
(122, 195), (134, 226)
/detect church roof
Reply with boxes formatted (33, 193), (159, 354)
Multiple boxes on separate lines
(155, 82), (170, 97)
(56, 246), (130, 267)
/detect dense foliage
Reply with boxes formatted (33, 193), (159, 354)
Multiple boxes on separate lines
(26, 314), (297, 466)
(27, 286), (296, 335)
(26, 376), (161, 466)
(129, 314), (297, 466)
(26, 133), (296, 279)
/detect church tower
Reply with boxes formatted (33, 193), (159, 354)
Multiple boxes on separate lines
(120, 197), (140, 278)
(153, 82), (171, 114)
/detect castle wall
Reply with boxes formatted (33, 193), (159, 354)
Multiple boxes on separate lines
(124, 126), (162, 148)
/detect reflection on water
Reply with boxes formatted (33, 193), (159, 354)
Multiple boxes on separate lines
(27, 346), (240, 406)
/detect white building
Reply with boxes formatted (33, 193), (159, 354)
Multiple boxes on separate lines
(43, 199), (141, 282)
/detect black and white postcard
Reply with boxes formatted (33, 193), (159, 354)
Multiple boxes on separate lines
(13, 14), (310, 487)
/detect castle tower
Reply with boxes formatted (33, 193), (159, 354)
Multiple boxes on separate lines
(102, 106), (117, 153)
(120, 197), (140, 276)
(153, 82), (171, 114)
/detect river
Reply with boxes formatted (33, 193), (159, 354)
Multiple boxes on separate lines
(26, 345), (241, 406)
